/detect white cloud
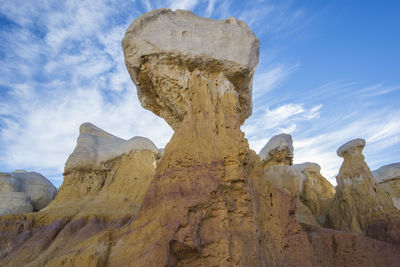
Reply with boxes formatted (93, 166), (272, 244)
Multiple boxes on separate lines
(253, 63), (299, 98)
(169, 0), (199, 11)
(243, 103), (322, 151)
(205, 0), (216, 17)
(0, 0), (174, 187)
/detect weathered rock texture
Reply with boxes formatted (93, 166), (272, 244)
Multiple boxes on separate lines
(1, 9), (400, 267)
(373, 163), (400, 209)
(259, 133), (293, 170)
(327, 139), (399, 243)
(304, 224), (400, 267)
(113, 9), (318, 266)
(65, 122), (158, 173)
(265, 165), (305, 198)
(0, 123), (159, 266)
(0, 192), (33, 216)
(123, 9), (258, 130)
(0, 170), (56, 213)
(294, 162), (335, 226)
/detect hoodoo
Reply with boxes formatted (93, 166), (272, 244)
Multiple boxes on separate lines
(1, 8), (400, 267)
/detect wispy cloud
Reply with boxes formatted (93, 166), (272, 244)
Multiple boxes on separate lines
(169, 0), (199, 11)
(253, 63), (299, 98)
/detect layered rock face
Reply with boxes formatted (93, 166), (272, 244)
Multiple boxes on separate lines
(294, 162), (335, 226)
(0, 170), (56, 214)
(113, 9), (316, 266)
(0, 123), (159, 266)
(50, 122), (159, 220)
(327, 139), (398, 241)
(373, 163), (400, 209)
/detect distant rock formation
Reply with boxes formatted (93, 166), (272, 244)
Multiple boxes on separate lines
(49, 122), (159, 220)
(327, 139), (398, 241)
(265, 165), (305, 198)
(373, 163), (400, 209)
(0, 170), (56, 215)
(294, 162), (335, 226)
(0, 192), (33, 216)
(65, 122), (158, 173)
(259, 133), (293, 170)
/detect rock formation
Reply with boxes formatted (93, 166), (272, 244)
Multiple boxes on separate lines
(259, 133), (293, 170)
(373, 163), (400, 209)
(0, 192), (33, 216)
(294, 162), (335, 226)
(65, 122), (158, 173)
(114, 9), (317, 266)
(0, 170), (56, 214)
(0, 123), (159, 266)
(327, 139), (399, 242)
(1, 8), (400, 267)
(260, 134), (319, 226)
(265, 165), (305, 198)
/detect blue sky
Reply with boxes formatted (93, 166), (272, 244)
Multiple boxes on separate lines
(0, 0), (399, 187)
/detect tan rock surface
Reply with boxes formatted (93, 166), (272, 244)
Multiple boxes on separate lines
(305, 224), (400, 267)
(327, 139), (399, 243)
(294, 162), (335, 226)
(373, 163), (400, 209)
(1, 9), (400, 267)
(109, 9), (316, 266)
(0, 125), (158, 266)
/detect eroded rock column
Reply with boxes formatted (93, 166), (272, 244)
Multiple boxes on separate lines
(110, 8), (315, 266)
(327, 139), (397, 239)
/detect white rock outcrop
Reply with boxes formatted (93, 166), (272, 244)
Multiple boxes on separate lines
(265, 165), (305, 198)
(65, 123), (158, 173)
(122, 8), (259, 129)
(373, 163), (400, 209)
(0, 192), (33, 216)
(0, 170), (56, 213)
(259, 133), (293, 169)
(336, 138), (366, 158)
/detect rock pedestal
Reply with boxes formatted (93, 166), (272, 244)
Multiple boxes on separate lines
(327, 139), (398, 241)
(110, 9), (315, 266)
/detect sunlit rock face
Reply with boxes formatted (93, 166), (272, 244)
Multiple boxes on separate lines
(294, 162), (335, 226)
(122, 8), (259, 130)
(0, 170), (56, 213)
(0, 123), (159, 266)
(373, 163), (400, 209)
(327, 139), (399, 242)
(115, 9), (318, 266)
(2, 9), (400, 267)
